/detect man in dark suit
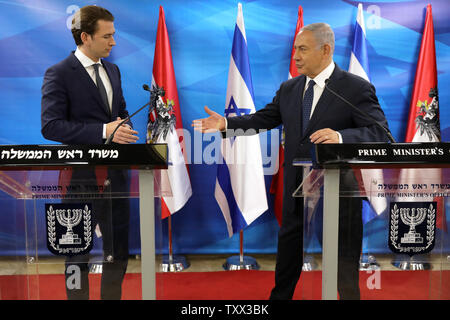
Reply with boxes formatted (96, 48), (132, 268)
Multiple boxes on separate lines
(193, 23), (390, 299)
(41, 5), (139, 300)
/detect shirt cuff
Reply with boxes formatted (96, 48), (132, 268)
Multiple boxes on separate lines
(221, 117), (228, 132)
(337, 131), (343, 143)
(103, 124), (107, 139)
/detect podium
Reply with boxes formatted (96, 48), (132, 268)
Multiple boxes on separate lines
(294, 143), (450, 300)
(0, 144), (167, 300)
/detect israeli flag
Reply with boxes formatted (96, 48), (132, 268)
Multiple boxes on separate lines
(349, 3), (370, 82)
(214, 3), (268, 237)
(348, 3), (387, 221)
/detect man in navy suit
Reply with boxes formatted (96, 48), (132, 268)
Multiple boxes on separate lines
(41, 5), (139, 299)
(193, 23), (390, 299)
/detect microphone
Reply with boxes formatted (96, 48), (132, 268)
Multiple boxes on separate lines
(324, 79), (396, 143)
(104, 84), (151, 144)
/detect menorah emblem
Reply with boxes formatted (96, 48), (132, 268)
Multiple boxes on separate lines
(56, 208), (83, 245)
(400, 207), (427, 244)
(46, 203), (93, 256)
(389, 202), (436, 256)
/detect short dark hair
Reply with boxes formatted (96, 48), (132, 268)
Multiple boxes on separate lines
(71, 5), (114, 46)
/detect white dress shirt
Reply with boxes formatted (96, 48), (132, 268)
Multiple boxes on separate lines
(303, 61), (343, 143)
(74, 47), (113, 139)
(223, 61), (342, 142)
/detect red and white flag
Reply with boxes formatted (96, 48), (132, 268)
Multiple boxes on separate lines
(399, 4), (446, 231)
(149, 6), (192, 218)
(269, 6), (303, 226)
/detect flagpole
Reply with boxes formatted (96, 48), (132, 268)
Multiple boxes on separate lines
(169, 214), (173, 263)
(161, 214), (190, 272)
(239, 229), (244, 265)
(223, 229), (260, 270)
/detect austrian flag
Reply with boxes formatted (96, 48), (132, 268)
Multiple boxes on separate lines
(148, 6), (192, 218)
(398, 4), (446, 231)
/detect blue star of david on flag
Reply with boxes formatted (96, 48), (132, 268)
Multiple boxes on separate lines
(224, 96), (252, 117)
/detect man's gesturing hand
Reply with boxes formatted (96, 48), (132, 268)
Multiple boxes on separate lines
(106, 117), (139, 144)
(191, 106), (226, 133)
(310, 128), (339, 144)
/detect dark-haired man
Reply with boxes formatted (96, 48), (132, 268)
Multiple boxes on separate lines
(41, 5), (138, 300)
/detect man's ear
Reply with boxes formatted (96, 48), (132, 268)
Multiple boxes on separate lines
(322, 43), (332, 57)
(80, 32), (90, 45)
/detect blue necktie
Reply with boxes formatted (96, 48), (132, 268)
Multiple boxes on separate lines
(302, 80), (315, 134)
(92, 63), (110, 114)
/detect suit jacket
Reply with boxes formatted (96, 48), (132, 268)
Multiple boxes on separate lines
(226, 64), (390, 220)
(41, 51), (130, 144)
(41, 52), (132, 187)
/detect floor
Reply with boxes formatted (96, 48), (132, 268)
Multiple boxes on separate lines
(1, 253), (449, 275)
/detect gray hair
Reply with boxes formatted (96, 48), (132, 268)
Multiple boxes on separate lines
(300, 23), (335, 54)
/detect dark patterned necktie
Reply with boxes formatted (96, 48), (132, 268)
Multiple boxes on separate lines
(302, 80), (315, 134)
(92, 63), (110, 112)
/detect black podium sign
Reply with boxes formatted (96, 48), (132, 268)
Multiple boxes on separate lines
(0, 144), (167, 168)
(313, 142), (450, 166)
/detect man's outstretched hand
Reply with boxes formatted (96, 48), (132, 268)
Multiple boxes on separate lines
(191, 106), (226, 133)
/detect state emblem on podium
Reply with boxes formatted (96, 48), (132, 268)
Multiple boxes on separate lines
(389, 202), (436, 256)
(45, 203), (93, 256)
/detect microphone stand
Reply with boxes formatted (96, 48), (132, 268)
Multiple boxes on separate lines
(105, 84), (154, 144)
(104, 101), (150, 145)
(324, 80), (396, 143)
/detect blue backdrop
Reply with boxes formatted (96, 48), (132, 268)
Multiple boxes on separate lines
(0, 0), (449, 255)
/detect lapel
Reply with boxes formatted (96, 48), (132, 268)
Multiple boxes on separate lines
(292, 76), (306, 137)
(101, 59), (116, 117)
(69, 53), (112, 118)
(303, 65), (344, 137)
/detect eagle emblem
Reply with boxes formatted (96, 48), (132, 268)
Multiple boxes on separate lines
(415, 87), (440, 141)
(147, 85), (177, 143)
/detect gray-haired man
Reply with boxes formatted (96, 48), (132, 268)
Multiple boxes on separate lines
(193, 23), (390, 299)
